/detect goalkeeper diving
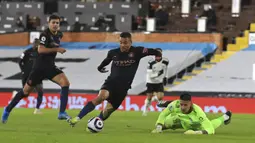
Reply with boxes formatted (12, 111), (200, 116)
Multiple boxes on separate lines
(152, 93), (232, 134)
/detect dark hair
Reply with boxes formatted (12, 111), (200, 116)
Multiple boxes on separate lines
(120, 32), (132, 39)
(156, 48), (162, 52)
(180, 93), (191, 101)
(49, 14), (60, 22)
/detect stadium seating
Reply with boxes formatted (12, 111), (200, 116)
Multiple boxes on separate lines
(166, 46), (255, 93)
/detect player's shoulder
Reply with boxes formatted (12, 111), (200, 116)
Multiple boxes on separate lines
(40, 29), (49, 36)
(108, 48), (119, 53)
(57, 31), (63, 38)
(148, 58), (155, 64)
(132, 46), (145, 52)
(193, 104), (204, 114)
(161, 57), (169, 65)
(167, 100), (180, 111)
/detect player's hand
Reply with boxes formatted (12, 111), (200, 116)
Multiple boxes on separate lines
(98, 67), (108, 73)
(184, 130), (203, 135)
(151, 125), (162, 133)
(57, 48), (66, 54)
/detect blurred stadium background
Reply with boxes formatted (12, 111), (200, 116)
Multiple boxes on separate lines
(0, 0), (255, 117)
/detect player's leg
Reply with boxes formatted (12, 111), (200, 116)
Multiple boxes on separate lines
(79, 90), (109, 119)
(143, 83), (154, 116)
(11, 74), (27, 99)
(98, 102), (116, 121)
(33, 83), (44, 114)
(97, 88), (126, 121)
(1, 70), (41, 123)
(49, 68), (70, 119)
(2, 83), (34, 124)
(67, 89), (110, 127)
(210, 111), (232, 130)
(143, 93), (153, 116)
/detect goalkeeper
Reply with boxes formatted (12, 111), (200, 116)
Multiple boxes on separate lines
(152, 93), (232, 134)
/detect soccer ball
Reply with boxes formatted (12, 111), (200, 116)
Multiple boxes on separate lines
(87, 117), (104, 133)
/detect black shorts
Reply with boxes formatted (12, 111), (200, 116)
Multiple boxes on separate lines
(22, 74), (42, 87)
(101, 80), (129, 109)
(27, 66), (63, 86)
(146, 83), (164, 93)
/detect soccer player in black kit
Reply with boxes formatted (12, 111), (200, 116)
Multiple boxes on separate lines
(67, 32), (162, 127)
(18, 38), (44, 114)
(2, 15), (70, 124)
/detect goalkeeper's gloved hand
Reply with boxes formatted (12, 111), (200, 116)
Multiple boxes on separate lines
(151, 124), (163, 133)
(184, 130), (203, 135)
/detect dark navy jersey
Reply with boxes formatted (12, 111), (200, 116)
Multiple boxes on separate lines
(98, 46), (161, 88)
(19, 47), (38, 74)
(36, 28), (63, 68)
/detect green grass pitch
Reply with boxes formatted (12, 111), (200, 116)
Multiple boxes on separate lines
(0, 108), (254, 143)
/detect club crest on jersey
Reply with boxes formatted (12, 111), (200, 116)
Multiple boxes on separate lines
(128, 52), (134, 58)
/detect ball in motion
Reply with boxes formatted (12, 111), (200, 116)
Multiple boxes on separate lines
(87, 117), (104, 133)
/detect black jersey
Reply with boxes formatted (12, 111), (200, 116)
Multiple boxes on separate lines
(35, 28), (63, 68)
(98, 46), (161, 88)
(19, 47), (38, 75)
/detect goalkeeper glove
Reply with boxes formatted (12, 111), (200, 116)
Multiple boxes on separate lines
(184, 130), (203, 135)
(151, 124), (163, 133)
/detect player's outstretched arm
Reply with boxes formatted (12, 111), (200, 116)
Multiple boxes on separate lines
(137, 47), (162, 58)
(152, 106), (171, 133)
(97, 50), (113, 73)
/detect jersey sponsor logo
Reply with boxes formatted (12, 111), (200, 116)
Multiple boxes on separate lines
(113, 60), (136, 66)
(128, 52), (134, 58)
(204, 105), (227, 113)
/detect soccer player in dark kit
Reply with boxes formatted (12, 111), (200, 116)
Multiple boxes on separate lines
(2, 15), (70, 124)
(67, 32), (162, 128)
(18, 38), (44, 114)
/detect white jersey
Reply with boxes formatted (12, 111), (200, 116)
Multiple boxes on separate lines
(146, 57), (169, 84)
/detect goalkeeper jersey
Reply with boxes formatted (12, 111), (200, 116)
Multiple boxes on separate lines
(156, 100), (214, 132)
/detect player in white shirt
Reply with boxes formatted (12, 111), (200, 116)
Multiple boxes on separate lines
(143, 48), (169, 116)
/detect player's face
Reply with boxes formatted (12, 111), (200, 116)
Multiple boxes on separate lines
(49, 19), (60, 32)
(120, 37), (132, 52)
(180, 100), (192, 114)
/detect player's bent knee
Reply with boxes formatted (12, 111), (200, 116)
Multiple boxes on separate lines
(157, 93), (164, 101)
(23, 84), (34, 95)
(98, 90), (109, 100)
(146, 93), (153, 100)
(60, 76), (70, 87)
(92, 90), (109, 105)
(52, 73), (70, 87)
